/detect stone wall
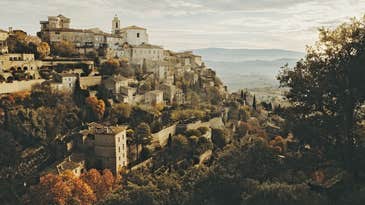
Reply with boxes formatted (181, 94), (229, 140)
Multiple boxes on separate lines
(80, 76), (102, 89)
(0, 79), (45, 94)
(151, 124), (177, 148)
(186, 117), (224, 130)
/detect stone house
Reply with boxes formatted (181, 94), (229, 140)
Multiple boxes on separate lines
(160, 83), (176, 104)
(119, 86), (137, 103)
(130, 43), (164, 65)
(0, 29), (9, 54)
(92, 123), (128, 174)
(103, 75), (128, 95)
(0, 53), (43, 79)
(174, 88), (185, 105)
(56, 155), (86, 177)
(38, 14), (123, 54)
(118, 25), (149, 46)
(50, 73), (78, 92)
(144, 90), (164, 105)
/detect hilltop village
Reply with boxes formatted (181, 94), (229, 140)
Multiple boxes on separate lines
(0, 13), (284, 201)
(3, 12), (365, 205)
(0, 14), (238, 176)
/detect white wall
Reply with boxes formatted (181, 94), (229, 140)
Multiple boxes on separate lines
(125, 29), (148, 46)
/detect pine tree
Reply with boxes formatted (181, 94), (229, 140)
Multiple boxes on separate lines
(252, 95), (257, 110)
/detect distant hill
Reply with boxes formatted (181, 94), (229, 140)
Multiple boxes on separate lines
(193, 48), (304, 62)
(192, 48), (304, 91)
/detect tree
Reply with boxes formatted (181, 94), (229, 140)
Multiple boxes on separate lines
(134, 123), (152, 160)
(99, 59), (120, 76)
(0, 130), (19, 167)
(73, 77), (90, 106)
(212, 128), (227, 149)
(27, 171), (96, 205)
(51, 40), (79, 57)
(81, 169), (115, 201)
(85, 96), (105, 121)
(36, 42), (50, 59)
(169, 134), (190, 160)
(252, 95), (257, 110)
(278, 17), (365, 174)
(111, 103), (132, 123)
(7, 31), (33, 54)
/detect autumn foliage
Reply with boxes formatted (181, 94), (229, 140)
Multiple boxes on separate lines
(26, 171), (96, 205)
(26, 169), (117, 205)
(85, 96), (105, 121)
(80, 169), (116, 200)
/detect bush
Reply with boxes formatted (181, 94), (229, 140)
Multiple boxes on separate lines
(140, 147), (152, 160)
(198, 127), (209, 135)
(212, 128), (227, 149)
(186, 129), (202, 137)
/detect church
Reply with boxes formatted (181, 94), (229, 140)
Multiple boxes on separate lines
(37, 14), (164, 64)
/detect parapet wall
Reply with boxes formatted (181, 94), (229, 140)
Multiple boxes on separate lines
(79, 76), (102, 89)
(151, 124), (177, 148)
(0, 79), (45, 94)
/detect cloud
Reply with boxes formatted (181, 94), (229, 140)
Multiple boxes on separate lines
(0, 0), (364, 51)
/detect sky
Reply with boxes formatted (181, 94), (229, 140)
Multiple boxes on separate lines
(0, 0), (365, 52)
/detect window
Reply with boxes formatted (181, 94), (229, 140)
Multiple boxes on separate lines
(118, 147), (121, 153)
(137, 33), (140, 38)
(118, 137), (120, 142)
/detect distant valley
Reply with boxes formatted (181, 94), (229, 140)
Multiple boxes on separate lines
(193, 48), (304, 91)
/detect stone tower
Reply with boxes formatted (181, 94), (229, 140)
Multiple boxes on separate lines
(112, 15), (121, 35)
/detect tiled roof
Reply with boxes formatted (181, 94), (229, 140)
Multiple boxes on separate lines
(121, 25), (146, 30)
(132, 43), (163, 49)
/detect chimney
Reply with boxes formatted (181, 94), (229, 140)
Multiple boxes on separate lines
(8, 27), (13, 33)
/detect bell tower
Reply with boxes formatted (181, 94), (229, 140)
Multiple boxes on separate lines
(112, 14), (120, 34)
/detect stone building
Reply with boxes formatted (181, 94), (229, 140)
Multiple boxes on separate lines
(0, 53), (43, 81)
(92, 124), (128, 174)
(144, 90), (164, 105)
(49, 73), (78, 92)
(160, 83), (177, 104)
(119, 86), (137, 103)
(0, 29), (9, 54)
(174, 51), (203, 67)
(40, 14), (71, 30)
(111, 15), (149, 45)
(103, 75), (129, 95)
(119, 25), (148, 46)
(38, 14), (123, 53)
(130, 43), (164, 64)
(56, 155), (86, 177)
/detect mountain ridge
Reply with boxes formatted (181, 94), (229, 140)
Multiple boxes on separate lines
(193, 48), (304, 62)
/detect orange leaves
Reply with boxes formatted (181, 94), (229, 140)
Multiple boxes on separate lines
(269, 136), (287, 153)
(80, 169), (116, 201)
(102, 169), (116, 191)
(28, 172), (95, 205)
(11, 91), (30, 102)
(28, 169), (117, 205)
(85, 96), (105, 121)
(37, 42), (51, 59)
